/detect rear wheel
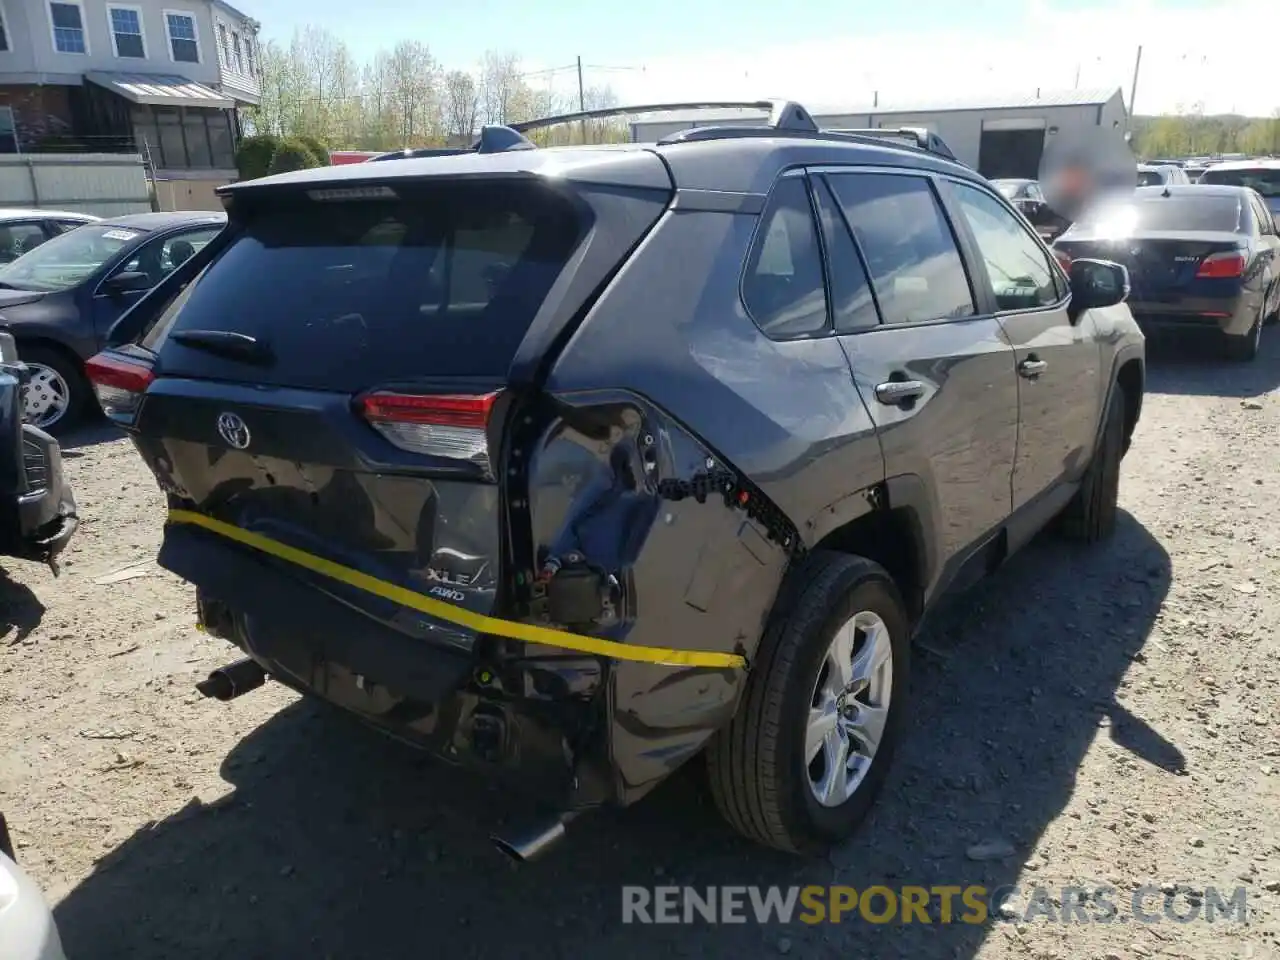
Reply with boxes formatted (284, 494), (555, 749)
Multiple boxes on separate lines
(16, 344), (89, 435)
(706, 552), (910, 854)
(1223, 308), (1263, 362)
(1061, 388), (1124, 542)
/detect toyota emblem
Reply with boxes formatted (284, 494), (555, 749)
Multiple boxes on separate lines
(216, 412), (251, 450)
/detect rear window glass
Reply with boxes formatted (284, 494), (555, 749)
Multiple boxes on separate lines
(141, 183), (584, 390)
(1135, 169), (1165, 187)
(1197, 166), (1280, 197)
(1072, 195), (1244, 234)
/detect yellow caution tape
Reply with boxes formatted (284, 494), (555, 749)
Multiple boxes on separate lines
(167, 509), (747, 669)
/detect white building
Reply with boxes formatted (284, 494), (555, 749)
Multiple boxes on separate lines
(629, 88), (1129, 180)
(0, 0), (261, 193)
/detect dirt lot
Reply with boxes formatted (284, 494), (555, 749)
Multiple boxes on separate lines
(3, 337), (1280, 960)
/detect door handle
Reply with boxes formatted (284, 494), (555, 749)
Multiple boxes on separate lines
(1018, 358), (1048, 379)
(874, 379), (925, 405)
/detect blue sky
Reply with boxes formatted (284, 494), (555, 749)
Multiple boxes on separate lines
(246, 0), (1277, 117)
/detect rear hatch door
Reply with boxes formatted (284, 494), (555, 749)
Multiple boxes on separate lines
(125, 163), (671, 656)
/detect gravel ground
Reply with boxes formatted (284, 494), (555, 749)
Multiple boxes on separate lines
(2, 335), (1280, 960)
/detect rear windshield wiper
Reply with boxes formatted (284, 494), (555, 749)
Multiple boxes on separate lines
(170, 329), (274, 365)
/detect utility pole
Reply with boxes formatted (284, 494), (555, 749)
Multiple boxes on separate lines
(576, 55), (586, 144)
(1127, 44), (1143, 133)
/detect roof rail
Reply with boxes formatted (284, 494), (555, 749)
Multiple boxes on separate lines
(368, 124), (536, 162)
(655, 123), (965, 165)
(825, 127), (961, 163)
(507, 100), (819, 134)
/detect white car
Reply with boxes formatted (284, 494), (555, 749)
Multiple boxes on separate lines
(0, 209), (100, 265)
(0, 843), (67, 960)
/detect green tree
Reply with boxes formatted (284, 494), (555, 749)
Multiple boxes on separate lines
(268, 138), (320, 174)
(234, 133), (279, 180)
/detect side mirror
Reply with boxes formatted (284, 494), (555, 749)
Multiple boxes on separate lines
(102, 270), (152, 296)
(1068, 258), (1129, 312)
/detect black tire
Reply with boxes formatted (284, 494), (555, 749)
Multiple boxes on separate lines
(15, 344), (88, 435)
(706, 551), (910, 854)
(1060, 388), (1124, 542)
(1223, 309), (1263, 362)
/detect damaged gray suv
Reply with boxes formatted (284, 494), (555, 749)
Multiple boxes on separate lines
(87, 100), (1145, 859)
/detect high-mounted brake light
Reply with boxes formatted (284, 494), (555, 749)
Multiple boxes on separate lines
(85, 351), (155, 424)
(358, 391), (500, 471)
(1196, 251), (1245, 279)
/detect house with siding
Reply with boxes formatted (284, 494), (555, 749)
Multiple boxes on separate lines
(0, 0), (260, 200)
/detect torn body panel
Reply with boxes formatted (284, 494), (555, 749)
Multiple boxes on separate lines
(522, 391), (791, 804)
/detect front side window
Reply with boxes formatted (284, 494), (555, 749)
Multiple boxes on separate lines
(827, 172), (976, 326)
(165, 11), (199, 62)
(741, 177), (828, 339)
(0, 224), (147, 292)
(952, 182), (1060, 311)
(115, 227), (219, 284)
(108, 5), (145, 58)
(49, 1), (86, 54)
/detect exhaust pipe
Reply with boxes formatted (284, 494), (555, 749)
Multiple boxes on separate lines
(196, 658), (266, 701)
(490, 811), (578, 864)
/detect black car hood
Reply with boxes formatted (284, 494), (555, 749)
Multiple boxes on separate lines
(0, 288), (48, 310)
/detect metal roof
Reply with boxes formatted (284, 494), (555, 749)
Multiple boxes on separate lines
(85, 72), (235, 109)
(630, 87), (1123, 126)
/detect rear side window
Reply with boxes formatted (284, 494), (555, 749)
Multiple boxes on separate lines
(827, 173), (976, 326)
(812, 179), (880, 333)
(1136, 170), (1165, 187)
(142, 182), (584, 390)
(742, 177), (828, 339)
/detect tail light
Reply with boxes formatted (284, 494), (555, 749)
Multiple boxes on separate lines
(1196, 251), (1245, 279)
(358, 391), (499, 472)
(85, 351), (154, 425)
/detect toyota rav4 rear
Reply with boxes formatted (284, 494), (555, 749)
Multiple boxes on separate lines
(90, 148), (793, 857)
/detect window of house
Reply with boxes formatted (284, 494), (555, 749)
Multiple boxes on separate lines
(49, 1), (87, 54)
(183, 110), (212, 167)
(206, 111), (234, 168)
(245, 36), (255, 75)
(108, 5), (146, 58)
(164, 10), (199, 62)
(216, 23), (229, 67)
(0, 107), (17, 154)
(231, 31), (243, 73)
(155, 107), (187, 167)
(826, 172), (976, 326)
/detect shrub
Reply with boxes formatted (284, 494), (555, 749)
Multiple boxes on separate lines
(267, 138), (319, 175)
(296, 134), (330, 166)
(234, 134), (279, 180)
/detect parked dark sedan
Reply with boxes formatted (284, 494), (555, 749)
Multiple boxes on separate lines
(990, 178), (1071, 240)
(0, 211), (225, 432)
(1054, 184), (1280, 361)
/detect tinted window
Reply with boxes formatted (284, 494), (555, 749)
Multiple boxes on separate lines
(812, 180), (880, 333)
(742, 177), (828, 338)
(952, 183), (1059, 310)
(1072, 195), (1244, 234)
(1198, 166), (1280, 198)
(141, 183), (584, 391)
(827, 173), (976, 325)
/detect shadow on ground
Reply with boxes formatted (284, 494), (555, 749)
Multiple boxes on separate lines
(1142, 320), (1280, 398)
(57, 418), (123, 455)
(54, 512), (1172, 960)
(0, 567), (45, 645)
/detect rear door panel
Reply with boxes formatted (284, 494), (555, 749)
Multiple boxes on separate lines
(820, 168), (1018, 598)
